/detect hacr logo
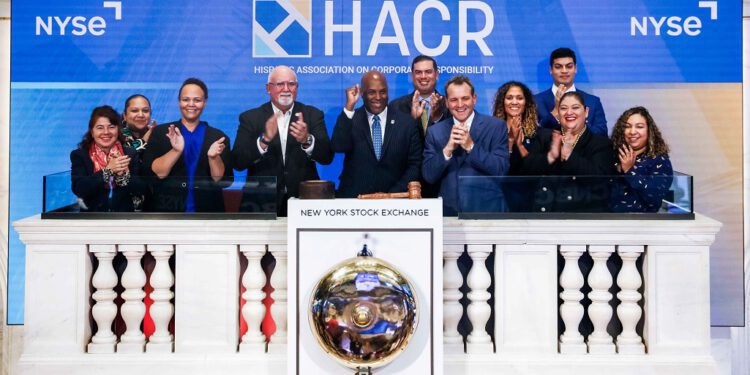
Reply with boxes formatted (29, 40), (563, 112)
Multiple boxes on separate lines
(35, 1), (122, 36)
(253, 0), (312, 58)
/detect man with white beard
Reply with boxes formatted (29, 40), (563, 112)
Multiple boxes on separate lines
(232, 65), (333, 216)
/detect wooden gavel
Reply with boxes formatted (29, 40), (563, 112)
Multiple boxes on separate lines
(358, 181), (422, 199)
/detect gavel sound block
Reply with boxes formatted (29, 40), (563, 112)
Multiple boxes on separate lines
(357, 181), (422, 199)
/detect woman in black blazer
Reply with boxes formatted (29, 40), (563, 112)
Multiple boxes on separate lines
(70, 105), (143, 212)
(142, 78), (233, 212)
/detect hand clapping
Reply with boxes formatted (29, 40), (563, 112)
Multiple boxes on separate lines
(166, 124), (184, 152)
(207, 137), (226, 159)
(618, 143), (636, 172)
(289, 112), (309, 144)
(106, 151), (130, 176)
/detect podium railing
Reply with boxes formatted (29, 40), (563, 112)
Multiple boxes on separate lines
(13, 213), (720, 374)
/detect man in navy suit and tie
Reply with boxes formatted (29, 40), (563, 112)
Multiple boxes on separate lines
(535, 48), (608, 136)
(331, 71), (422, 198)
(422, 75), (509, 216)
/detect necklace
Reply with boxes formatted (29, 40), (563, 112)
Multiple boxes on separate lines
(561, 127), (585, 150)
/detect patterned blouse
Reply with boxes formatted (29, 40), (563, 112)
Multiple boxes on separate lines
(610, 154), (673, 213)
(122, 126), (147, 151)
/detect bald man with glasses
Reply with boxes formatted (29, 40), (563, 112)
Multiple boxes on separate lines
(232, 65), (333, 216)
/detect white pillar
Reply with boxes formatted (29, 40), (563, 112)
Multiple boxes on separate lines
(87, 244), (118, 354)
(587, 245), (615, 354)
(267, 245), (287, 354)
(117, 244), (147, 353)
(559, 245), (586, 354)
(616, 245), (645, 354)
(146, 244), (174, 353)
(443, 244), (464, 354)
(240, 245), (268, 354)
(466, 244), (493, 354)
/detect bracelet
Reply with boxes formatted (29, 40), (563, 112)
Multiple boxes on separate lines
(115, 170), (131, 187)
(101, 167), (113, 183)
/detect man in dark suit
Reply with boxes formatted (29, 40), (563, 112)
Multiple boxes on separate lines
(535, 47), (608, 136)
(331, 71), (422, 198)
(422, 75), (509, 216)
(390, 55), (450, 198)
(232, 65), (334, 216)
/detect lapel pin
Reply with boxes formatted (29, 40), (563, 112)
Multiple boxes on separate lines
(390, 119), (395, 125)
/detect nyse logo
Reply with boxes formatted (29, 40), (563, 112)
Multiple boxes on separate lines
(253, 0), (312, 58)
(631, 1), (717, 37)
(35, 1), (122, 36)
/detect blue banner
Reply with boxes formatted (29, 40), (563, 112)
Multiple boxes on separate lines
(9, 0), (743, 325)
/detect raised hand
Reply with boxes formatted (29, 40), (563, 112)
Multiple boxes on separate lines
(289, 111), (309, 144)
(410, 91), (426, 120)
(429, 92), (444, 123)
(551, 84), (568, 121)
(345, 84), (360, 112)
(548, 130), (562, 164)
(143, 119), (156, 143)
(166, 124), (184, 152)
(208, 136), (226, 160)
(262, 113), (280, 147)
(618, 144), (636, 172)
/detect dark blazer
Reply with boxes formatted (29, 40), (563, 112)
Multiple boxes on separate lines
(390, 90), (451, 138)
(535, 88), (608, 136)
(422, 112), (510, 216)
(391, 90), (450, 198)
(518, 129), (617, 212)
(331, 107), (422, 198)
(70, 146), (144, 212)
(232, 101), (334, 215)
(142, 121), (233, 212)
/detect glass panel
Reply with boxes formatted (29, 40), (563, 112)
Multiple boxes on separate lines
(43, 172), (278, 217)
(458, 173), (693, 218)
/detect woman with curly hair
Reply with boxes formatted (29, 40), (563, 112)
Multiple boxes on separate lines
(609, 106), (673, 212)
(492, 81), (551, 211)
(492, 81), (541, 175)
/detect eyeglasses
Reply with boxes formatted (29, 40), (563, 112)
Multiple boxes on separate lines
(267, 81), (298, 89)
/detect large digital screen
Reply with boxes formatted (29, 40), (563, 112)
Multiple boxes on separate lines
(9, 0), (743, 325)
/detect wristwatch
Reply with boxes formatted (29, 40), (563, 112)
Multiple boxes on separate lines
(302, 134), (313, 148)
(259, 135), (271, 146)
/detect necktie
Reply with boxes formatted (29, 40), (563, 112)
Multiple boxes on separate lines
(372, 114), (382, 160)
(421, 102), (429, 134)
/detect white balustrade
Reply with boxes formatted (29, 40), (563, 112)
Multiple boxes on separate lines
(146, 244), (175, 353)
(13, 215), (720, 374)
(87, 244), (118, 354)
(443, 244), (464, 354)
(616, 245), (645, 354)
(267, 245), (287, 354)
(587, 245), (616, 354)
(240, 245), (268, 354)
(117, 244), (147, 353)
(465, 244), (493, 354)
(559, 245), (586, 354)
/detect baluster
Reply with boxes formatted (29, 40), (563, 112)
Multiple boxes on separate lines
(559, 245), (586, 354)
(616, 245), (645, 354)
(88, 244), (118, 354)
(146, 244), (174, 353)
(268, 245), (287, 354)
(466, 244), (493, 354)
(240, 245), (267, 353)
(587, 245), (615, 354)
(117, 244), (147, 353)
(443, 245), (464, 354)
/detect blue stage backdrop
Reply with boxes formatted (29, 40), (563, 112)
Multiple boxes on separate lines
(9, 1), (743, 324)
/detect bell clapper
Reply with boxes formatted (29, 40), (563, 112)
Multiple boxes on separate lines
(355, 366), (372, 375)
